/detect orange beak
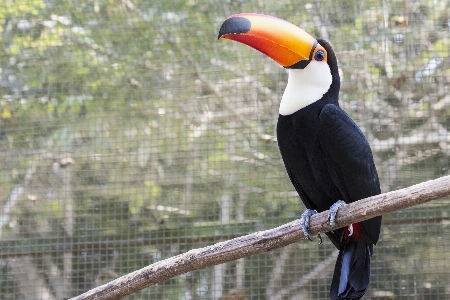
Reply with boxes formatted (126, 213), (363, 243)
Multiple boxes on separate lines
(218, 13), (327, 69)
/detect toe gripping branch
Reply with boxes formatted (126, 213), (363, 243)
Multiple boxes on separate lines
(300, 209), (322, 244)
(328, 200), (346, 231)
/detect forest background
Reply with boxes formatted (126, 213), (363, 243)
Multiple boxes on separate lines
(1, 0), (450, 299)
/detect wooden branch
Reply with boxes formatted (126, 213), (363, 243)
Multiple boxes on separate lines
(71, 175), (450, 300)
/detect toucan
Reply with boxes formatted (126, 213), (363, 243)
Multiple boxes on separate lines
(218, 14), (382, 299)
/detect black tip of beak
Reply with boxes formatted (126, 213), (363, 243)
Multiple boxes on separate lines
(218, 16), (251, 40)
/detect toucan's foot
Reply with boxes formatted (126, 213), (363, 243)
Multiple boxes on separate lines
(300, 209), (318, 241)
(328, 200), (346, 230)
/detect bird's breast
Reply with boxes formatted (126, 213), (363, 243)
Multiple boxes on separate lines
(277, 113), (342, 212)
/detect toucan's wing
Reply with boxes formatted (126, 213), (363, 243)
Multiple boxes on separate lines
(318, 104), (382, 244)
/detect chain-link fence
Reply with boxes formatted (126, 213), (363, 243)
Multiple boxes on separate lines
(1, 0), (450, 299)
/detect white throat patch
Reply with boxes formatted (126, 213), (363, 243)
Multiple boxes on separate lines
(279, 61), (332, 116)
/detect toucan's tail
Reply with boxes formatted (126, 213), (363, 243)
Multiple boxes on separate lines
(330, 226), (372, 300)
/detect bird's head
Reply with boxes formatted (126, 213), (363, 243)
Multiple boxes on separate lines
(218, 13), (339, 115)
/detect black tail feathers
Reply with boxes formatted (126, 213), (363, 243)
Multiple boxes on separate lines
(330, 236), (372, 300)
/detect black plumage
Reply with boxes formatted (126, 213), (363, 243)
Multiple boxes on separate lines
(218, 15), (382, 299)
(276, 40), (382, 299)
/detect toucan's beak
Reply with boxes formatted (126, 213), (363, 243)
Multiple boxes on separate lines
(218, 13), (327, 69)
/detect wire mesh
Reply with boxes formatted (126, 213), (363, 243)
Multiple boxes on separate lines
(1, 0), (450, 299)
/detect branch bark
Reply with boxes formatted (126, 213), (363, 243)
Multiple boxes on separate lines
(71, 175), (450, 300)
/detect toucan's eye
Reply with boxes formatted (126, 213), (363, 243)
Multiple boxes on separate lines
(314, 50), (325, 61)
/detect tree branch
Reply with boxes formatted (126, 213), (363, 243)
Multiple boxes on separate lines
(71, 175), (450, 300)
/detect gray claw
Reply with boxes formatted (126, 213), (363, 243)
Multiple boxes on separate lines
(300, 209), (318, 241)
(328, 200), (346, 230)
(317, 233), (322, 245)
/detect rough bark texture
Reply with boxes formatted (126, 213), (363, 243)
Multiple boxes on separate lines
(71, 175), (450, 300)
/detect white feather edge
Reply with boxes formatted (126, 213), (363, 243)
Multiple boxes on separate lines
(279, 61), (333, 116)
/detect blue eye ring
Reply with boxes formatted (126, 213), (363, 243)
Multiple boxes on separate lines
(314, 50), (325, 61)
